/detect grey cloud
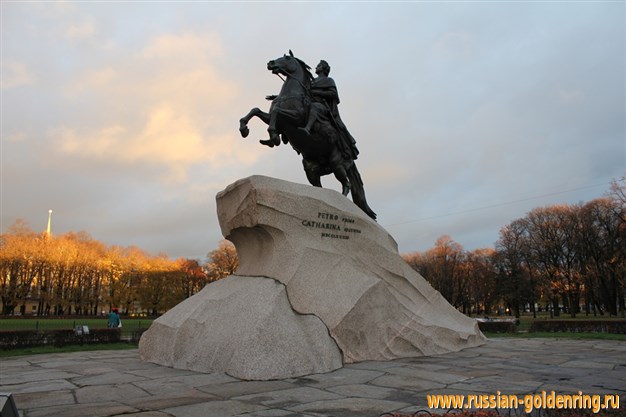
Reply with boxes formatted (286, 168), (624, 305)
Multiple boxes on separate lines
(2, 2), (624, 258)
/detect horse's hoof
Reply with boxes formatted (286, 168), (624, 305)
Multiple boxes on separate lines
(342, 184), (351, 196)
(259, 139), (275, 148)
(239, 126), (249, 138)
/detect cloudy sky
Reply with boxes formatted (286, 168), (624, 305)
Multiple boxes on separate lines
(2, 1), (624, 260)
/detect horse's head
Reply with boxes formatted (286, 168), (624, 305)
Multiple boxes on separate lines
(267, 51), (312, 83)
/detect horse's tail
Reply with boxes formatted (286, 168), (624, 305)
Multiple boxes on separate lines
(348, 164), (377, 221)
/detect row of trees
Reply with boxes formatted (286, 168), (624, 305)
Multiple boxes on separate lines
(3, 179), (623, 318)
(404, 238), (499, 316)
(404, 179), (625, 318)
(0, 221), (238, 316)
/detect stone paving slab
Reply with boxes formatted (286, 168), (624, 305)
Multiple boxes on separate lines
(0, 338), (625, 417)
(289, 397), (411, 417)
(27, 401), (138, 417)
(233, 387), (343, 408)
(163, 399), (267, 417)
(199, 380), (297, 399)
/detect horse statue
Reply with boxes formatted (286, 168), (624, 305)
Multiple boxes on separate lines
(239, 51), (377, 220)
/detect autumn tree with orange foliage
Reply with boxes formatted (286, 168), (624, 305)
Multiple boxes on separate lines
(176, 258), (210, 299)
(404, 180), (625, 318)
(204, 240), (239, 282)
(0, 221), (227, 316)
(0, 221), (47, 315)
(404, 237), (498, 315)
(495, 191), (624, 318)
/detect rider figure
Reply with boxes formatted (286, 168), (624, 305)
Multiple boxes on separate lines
(301, 60), (359, 162)
(260, 59), (359, 161)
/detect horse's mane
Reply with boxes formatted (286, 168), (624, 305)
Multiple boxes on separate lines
(286, 50), (314, 84)
(295, 57), (313, 83)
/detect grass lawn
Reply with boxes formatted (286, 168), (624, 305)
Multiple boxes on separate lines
(484, 332), (626, 341)
(480, 312), (626, 341)
(2, 315), (624, 358)
(0, 317), (153, 335)
(471, 312), (626, 331)
(0, 317), (154, 357)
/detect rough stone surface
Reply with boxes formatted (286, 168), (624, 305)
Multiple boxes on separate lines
(140, 175), (485, 380)
(139, 275), (342, 380)
(218, 176), (485, 358)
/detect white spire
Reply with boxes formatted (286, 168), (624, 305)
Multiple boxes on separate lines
(46, 209), (52, 238)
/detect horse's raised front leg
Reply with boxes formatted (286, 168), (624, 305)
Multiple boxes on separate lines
(239, 108), (270, 138)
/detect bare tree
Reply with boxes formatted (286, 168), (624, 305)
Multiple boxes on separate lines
(404, 236), (468, 309)
(495, 219), (539, 318)
(577, 198), (625, 316)
(465, 248), (498, 316)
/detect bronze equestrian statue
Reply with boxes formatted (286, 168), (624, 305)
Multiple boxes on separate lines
(239, 51), (376, 220)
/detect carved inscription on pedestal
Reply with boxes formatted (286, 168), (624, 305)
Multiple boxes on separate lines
(301, 211), (362, 240)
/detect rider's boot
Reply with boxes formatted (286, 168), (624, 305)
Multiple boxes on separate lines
(300, 105), (319, 136)
(260, 131), (281, 147)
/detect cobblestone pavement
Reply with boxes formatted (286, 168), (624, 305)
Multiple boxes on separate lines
(1, 338), (624, 417)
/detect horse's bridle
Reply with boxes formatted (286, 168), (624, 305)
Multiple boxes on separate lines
(274, 60), (311, 95)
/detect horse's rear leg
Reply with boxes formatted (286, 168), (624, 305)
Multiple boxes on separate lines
(329, 150), (351, 196)
(335, 169), (351, 196)
(303, 159), (322, 188)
